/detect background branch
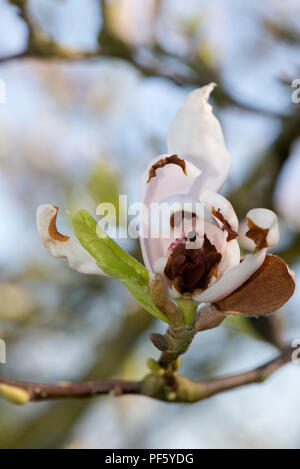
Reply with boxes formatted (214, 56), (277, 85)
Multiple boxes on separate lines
(0, 0), (282, 118)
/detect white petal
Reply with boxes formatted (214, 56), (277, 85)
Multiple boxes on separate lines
(37, 204), (106, 276)
(192, 249), (267, 303)
(167, 83), (231, 193)
(200, 190), (239, 234)
(239, 208), (279, 252)
(217, 239), (240, 277)
(246, 208), (279, 248)
(238, 219), (256, 251)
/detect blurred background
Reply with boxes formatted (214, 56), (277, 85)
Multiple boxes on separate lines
(0, 0), (299, 449)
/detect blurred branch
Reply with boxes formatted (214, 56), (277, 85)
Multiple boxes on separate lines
(263, 18), (300, 45)
(176, 345), (294, 402)
(229, 108), (300, 218)
(0, 346), (294, 404)
(0, 0), (282, 118)
(248, 314), (285, 350)
(0, 52), (27, 63)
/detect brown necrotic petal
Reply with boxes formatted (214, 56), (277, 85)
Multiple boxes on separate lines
(214, 255), (295, 316)
(246, 217), (268, 251)
(212, 207), (238, 242)
(147, 154), (186, 183)
(164, 234), (222, 294)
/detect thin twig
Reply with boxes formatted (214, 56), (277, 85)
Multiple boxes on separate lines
(0, 52), (28, 64)
(0, 347), (294, 403)
(0, 378), (142, 401)
(188, 346), (294, 401)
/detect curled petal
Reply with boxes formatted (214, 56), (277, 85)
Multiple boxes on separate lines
(246, 208), (279, 250)
(200, 190), (239, 241)
(239, 208), (279, 252)
(192, 249), (267, 303)
(214, 255), (295, 316)
(37, 204), (105, 276)
(167, 83), (231, 193)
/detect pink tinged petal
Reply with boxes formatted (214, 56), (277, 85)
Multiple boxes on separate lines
(141, 154), (201, 205)
(36, 204), (106, 276)
(152, 193), (219, 240)
(149, 194), (200, 238)
(203, 221), (227, 253)
(140, 155), (201, 272)
(192, 249), (267, 303)
(167, 83), (231, 194)
(153, 256), (168, 275)
(140, 234), (169, 274)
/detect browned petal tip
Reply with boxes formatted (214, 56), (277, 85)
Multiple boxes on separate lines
(48, 206), (70, 242)
(214, 255), (295, 316)
(147, 154), (186, 183)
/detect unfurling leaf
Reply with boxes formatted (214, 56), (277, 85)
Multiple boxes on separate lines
(69, 210), (168, 323)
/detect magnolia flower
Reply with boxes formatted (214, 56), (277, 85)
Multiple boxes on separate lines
(140, 83), (294, 315)
(37, 83), (295, 322)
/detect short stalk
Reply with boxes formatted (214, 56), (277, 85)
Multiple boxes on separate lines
(159, 325), (196, 368)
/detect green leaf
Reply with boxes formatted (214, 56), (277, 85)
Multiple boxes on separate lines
(69, 210), (169, 323)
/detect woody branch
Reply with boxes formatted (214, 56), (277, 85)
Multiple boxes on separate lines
(0, 346), (294, 404)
